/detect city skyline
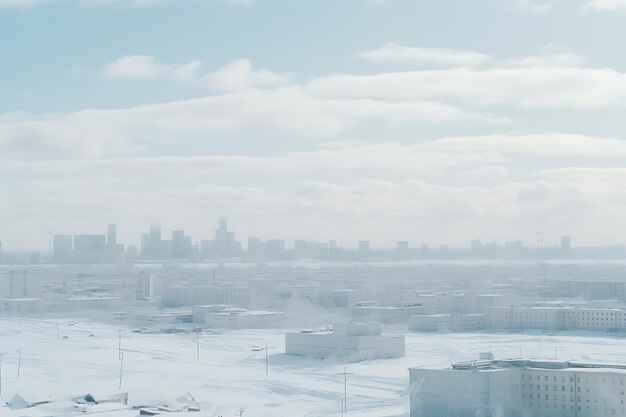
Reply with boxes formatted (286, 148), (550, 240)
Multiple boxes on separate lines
(6, 218), (608, 265)
(4, 1), (626, 249)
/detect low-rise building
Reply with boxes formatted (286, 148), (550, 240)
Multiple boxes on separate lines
(285, 322), (405, 361)
(192, 304), (236, 323)
(490, 306), (626, 332)
(205, 309), (286, 329)
(65, 297), (124, 310)
(409, 313), (487, 332)
(351, 303), (424, 323)
(410, 358), (626, 417)
(0, 298), (42, 315)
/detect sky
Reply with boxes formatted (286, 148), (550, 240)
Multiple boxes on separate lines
(3, 0), (626, 250)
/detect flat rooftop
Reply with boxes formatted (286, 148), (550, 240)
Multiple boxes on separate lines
(411, 359), (626, 373)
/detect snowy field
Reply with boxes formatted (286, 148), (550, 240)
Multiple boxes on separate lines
(2, 319), (626, 417)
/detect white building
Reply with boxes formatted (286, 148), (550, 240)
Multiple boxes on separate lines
(0, 298), (42, 315)
(549, 280), (626, 300)
(318, 289), (358, 308)
(0, 271), (40, 299)
(136, 272), (154, 299)
(162, 285), (253, 308)
(285, 322), (405, 361)
(415, 292), (509, 315)
(192, 304), (236, 323)
(205, 309), (286, 329)
(351, 303), (424, 323)
(409, 313), (487, 332)
(410, 358), (626, 417)
(65, 297), (124, 310)
(490, 306), (626, 332)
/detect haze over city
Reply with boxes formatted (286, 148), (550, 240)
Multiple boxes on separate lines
(4, 1), (626, 417)
(4, 0), (626, 250)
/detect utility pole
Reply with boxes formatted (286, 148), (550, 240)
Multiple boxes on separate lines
(17, 350), (21, 378)
(119, 352), (124, 389)
(344, 367), (347, 413)
(118, 329), (122, 359)
(337, 367), (353, 413)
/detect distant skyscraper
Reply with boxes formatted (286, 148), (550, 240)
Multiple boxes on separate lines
(172, 230), (192, 258)
(470, 239), (483, 255)
(73, 235), (106, 263)
(265, 239), (286, 258)
(107, 224), (117, 247)
(248, 237), (262, 256)
(200, 240), (212, 258)
(213, 218), (239, 257)
(148, 225), (163, 258)
(396, 241), (409, 253)
(150, 225), (161, 245)
(561, 235), (571, 252)
(328, 240), (341, 256)
(358, 240), (370, 254)
(140, 233), (150, 257)
(53, 234), (73, 263)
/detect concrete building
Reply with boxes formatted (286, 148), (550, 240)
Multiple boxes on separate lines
(351, 303), (424, 323)
(409, 313), (487, 332)
(136, 272), (154, 299)
(416, 292), (471, 314)
(212, 218), (241, 257)
(410, 358), (626, 417)
(318, 289), (358, 308)
(162, 285), (253, 308)
(192, 304), (236, 323)
(172, 230), (192, 258)
(549, 280), (626, 301)
(358, 241), (371, 254)
(65, 297), (124, 310)
(415, 292), (509, 315)
(0, 298), (42, 315)
(265, 239), (286, 258)
(205, 309), (286, 329)
(73, 235), (107, 263)
(53, 234), (73, 263)
(0, 270), (39, 299)
(396, 241), (409, 254)
(107, 224), (117, 247)
(286, 322), (405, 361)
(490, 305), (626, 332)
(561, 235), (572, 253)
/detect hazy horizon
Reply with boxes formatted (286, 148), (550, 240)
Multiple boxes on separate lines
(4, 0), (626, 251)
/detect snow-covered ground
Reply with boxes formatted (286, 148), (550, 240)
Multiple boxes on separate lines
(2, 319), (626, 417)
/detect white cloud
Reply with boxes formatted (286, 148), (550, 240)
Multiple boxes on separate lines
(426, 133), (626, 158)
(101, 56), (292, 92)
(502, 52), (586, 68)
(203, 59), (293, 92)
(101, 55), (202, 81)
(0, 87), (490, 159)
(583, 0), (626, 10)
(308, 66), (626, 109)
(358, 43), (492, 67)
